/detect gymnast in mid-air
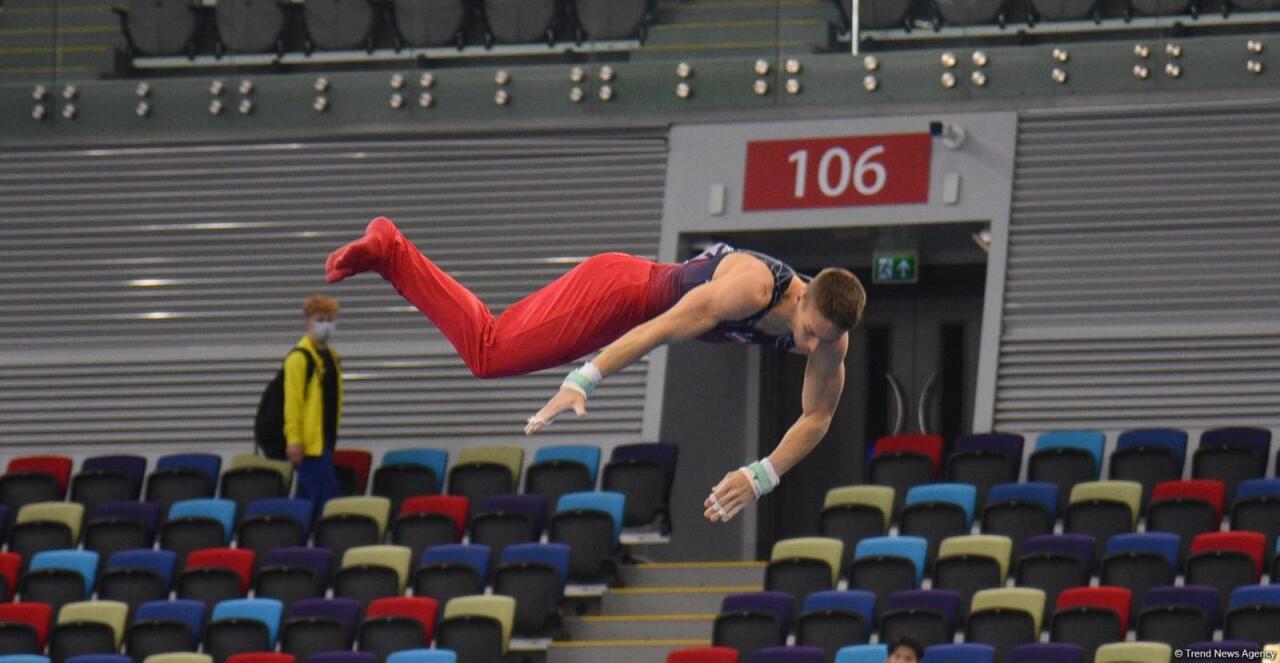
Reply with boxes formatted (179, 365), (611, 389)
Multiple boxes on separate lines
(326, 216), (866, 523)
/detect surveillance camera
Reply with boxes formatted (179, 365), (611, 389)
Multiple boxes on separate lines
(929, 121), (966, 150)
(929, 121), (944, 137)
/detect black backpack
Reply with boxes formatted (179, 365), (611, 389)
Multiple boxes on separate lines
(254, 348), (315, 460)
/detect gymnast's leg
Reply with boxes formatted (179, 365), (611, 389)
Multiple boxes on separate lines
(326, 217), (660, 378)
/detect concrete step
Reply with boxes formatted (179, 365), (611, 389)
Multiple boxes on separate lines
(620, 561), (766, 588)
(547, 639), (710, 663)
(564, 613), (716, 641)
(602, 584), (763, 614)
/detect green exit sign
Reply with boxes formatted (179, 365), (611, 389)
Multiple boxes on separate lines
(873, 253), (918, 284)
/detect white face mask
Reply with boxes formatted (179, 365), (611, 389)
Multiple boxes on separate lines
(312, 320), (336, 341)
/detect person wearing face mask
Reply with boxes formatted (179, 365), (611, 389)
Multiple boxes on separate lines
(284, 294), (344, 509)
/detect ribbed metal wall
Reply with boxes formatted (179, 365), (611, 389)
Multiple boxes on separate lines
(0, 132), (668, 448)
(996, 102), (1280, 430)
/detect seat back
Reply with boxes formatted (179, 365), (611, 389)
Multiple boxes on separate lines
(905, 483), (977, 525)
(155, 455), (222, 491)
(1056, 586), (1132, 632)
(454, 447), (523, 486)
(836, 644), (888, 663)
(1094, 643), (1172, 663)
(938, 535), (1012, 580)
(135, 599), (205, 646)
(771, 537), (843, 585)
(168, 500), (235, 542)
(30, 550), (98, 597)
(57, 601), (128, 648)
(17, 502), (85, 541)
(532, 446), (600, 486)
(923, 644), (995, 663)
(853, 536), (926, 584)
(441, 595), (514, 650)
(971, 588), (1046, 633)
(399, 496), (468, 540)
(322, 497), (391, 537)
(210, 598), (283, 647)
(555, 491), (625, 544)
(823, 486), (893, 529)
(421, 544), (491, 582)
(332, 450), (373, 495)
(108, 549), (177, 588)
(243, 499), (313, 537)
(341, 546), (411, 591)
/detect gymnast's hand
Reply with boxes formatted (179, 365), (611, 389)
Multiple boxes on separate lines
(704, 469), (754, 523)
(524, 387), (587, 434)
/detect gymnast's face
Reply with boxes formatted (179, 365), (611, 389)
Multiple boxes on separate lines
(791, 297), (843, 354)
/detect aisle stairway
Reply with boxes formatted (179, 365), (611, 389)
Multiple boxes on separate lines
(547, 561), (766, 663)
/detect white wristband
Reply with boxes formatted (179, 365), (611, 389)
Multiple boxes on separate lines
(579, 361), (603, 386)
(761, 458), (781, 487)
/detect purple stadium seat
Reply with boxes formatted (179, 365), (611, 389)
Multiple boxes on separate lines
(1021, 534), (1096, 575)
(92, 501), (160, 540)
(82, 455), (148, 493)
(263, 547), (333, 581)
(883, 589), (961, 633)
(476, 494), (548, 533)
(722, 591), (795, 633)
(1007, 643), (1083, 663)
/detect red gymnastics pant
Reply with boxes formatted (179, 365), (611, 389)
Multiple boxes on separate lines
(372, 222), (682, 379)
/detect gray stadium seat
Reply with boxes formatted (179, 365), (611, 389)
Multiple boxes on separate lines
(839, 0), (914, 29)
(393, 0), (468, 47)
(574, 0), (648, 40)
(1031, 0), (1098, 20)
(216, 0), (289, 54)
(117, 0), (201, 56)
(1129, 0), (1193, 14)
(935, 0), (1006, 24)
(304, 0), (378, 51)
(484, 0), (557, 44)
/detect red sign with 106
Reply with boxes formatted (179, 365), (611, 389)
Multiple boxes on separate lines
(742, 133), (932, 212)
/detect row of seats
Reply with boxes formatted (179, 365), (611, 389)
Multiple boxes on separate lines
(0, 593), (499, 663)
(115, 0), (650, 57)
(840, 0), (1280, 31)
(671, 641), (1280, 663)
(706, 583), (1280, 663)
(0, 442), (677, 535)
(0, 650), (461, 663)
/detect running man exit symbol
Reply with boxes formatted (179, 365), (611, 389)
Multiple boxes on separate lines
(873, 253), (918, 284)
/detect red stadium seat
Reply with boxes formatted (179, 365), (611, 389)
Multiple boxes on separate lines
(0, 551), (21, 598)
(668, 646), (740, 663)
(0, 602), (54, 649)
(399, 495), (469, 540)
(8, 455), (73, 496)
(227, 654), (296, 663)
(1151, 480), (1225, 521)
(1190, 531), (1266, 577)
(186, 547), (256, 594)
(334, 450), (373, 495)
(364, 596), (438, 642)
(1055, 586), (1132, 633)
(874, 435), (944, 476)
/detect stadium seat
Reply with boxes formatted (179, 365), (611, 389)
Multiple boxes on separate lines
(1224, 585), (1280, 646)
(394, 496), (468, 562)
(766, 537), (842, 618)
(72, 456), (146, 513)
(26, 550), (98, 609)
(279, 598), (359, 662)
(126, 599), (205, 660)
(221, 456), (292, 517)
(923, 644), (995, 663)
(550, 491), (624, 584)
(1015, 534), (1095, 612)
(373, 449), (448, 516)
(315, 497), (390, 565)
(12, 503), (84, 570)
(260, 546), (332, 584)
(880, 589), (961, 647)
(1136, 585), (1217, 649)
(163, 500), (236, 565)
(934, 0), (1005, 24)
(1050, 587), (1131, 663)
(901, 483), (976, 567)
(113, 0), (202, 55)
(205, 599), (282, 663)
(713, 592), (792, 663)
(65, 653), (129, 663)
(413, 545), (488, 622)
(0, 603), (53, 655)
(945, 433), (1024, 508)
(602, 442), (678, 532)
(668, 647), (739, 663)
(82, 455), (148, 490)
(1230, 478), (1280, 550)
(835, 645), (887, 663)
(50, 601), (127, 663)
(795, 591), (874, 658)
(153, 454), (221, 495)
(436, 595), (514, 662)
(848, 536), (926, 620)
(237, 499), (313, 565)
(1186, 531), (1266, 619)
(754, 646), (824, 663)
(384, 651), (455, 663)
(214, 0), (289, 54)
(1099, 533), (1178, 622)
(391, 0), (467, 48)
(492, 542), (569, 638)
(965, 588), (1046, 663)
(0, 552), (20, 602)
(820, 486), (892, 578)
(531, 444), (600, 485)
(1108, 429), (1187, 509)
(358, 597), (437, 663)
(99, 549), (176, 615)
(252, 562), (325, 613)
(186, 548), (254, 595)
(869, 435), (943, 518)
(980, 482), (1058, 556)
(934, 535), (1012, 619)
(302, 0), (377, 51)
(332, 450), (372, 496)
(448, 447), (523, 520)
(306, 653), (372, 663)
(336, 546), (411, 610)
(470, 494), (545, 568)
(1064, 481), (1141, 561)
(224, 654), (292, 663)
(1093, 643), (1170, 663)
(1029, 431), (1104, 513)
(1146, 479), (1224, 564)
(83, 502), (159, 563)
(482, 0), (556, 44)
(1193, 427), (1271, 505)
(143, 655), (212, 663)
(8, 456), (73, 499)
(1006, 644), (1082, 663)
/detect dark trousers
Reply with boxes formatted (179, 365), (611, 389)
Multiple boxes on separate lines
(297, 451), (342, 511)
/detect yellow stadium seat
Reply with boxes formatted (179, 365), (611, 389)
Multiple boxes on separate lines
(229, 453), (294, 486)
(1069, 480), (1143, 527)
(17, 502), (85, 541)
(823, 486), (893, 529)
(456, 446), (524, 484)
(322, 496), (392, 537)
(342, 544), (412, 591)
(938, 535), (1013, 581)
(58, 600), (129, 648)
(771, 537), (844, 585)
(970, 587), (1046, 633)
(443, 595), (516, 653)
(1095, 642), (1172, 663)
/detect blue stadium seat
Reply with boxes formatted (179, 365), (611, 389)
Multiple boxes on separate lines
(923, 643), (996, 663)
(0, 657), (50, 663)
(905, 483), (977, 525)
(1117, 429), (1187, 466)
(385, 650), (457, 663)
(556, 491), (625, 545)
(210, 598), (283, 647)
(421, 544), (491, 582)
(499, 542), (570, 592)
(243, 498), (314, 537)
(1228, 584), (1280, 611)
(156, 454), (222, 490)
(835, 644), (888, 663)
(64, 655), (129, 663)
(1105, 533), (1179, 572)
(987, 482), (1058, 517)
(108, 549), (177, 588)
(532, 446), (601, 486)
(169, 499), (236, 541)
(802, 590), (876, 626)
(133, 599), (205, 648)
(382, 450), (448, 485)
(1036, 431), (1105, 471)
(854, 536), (927, 584)
(29, 550), (98, 598)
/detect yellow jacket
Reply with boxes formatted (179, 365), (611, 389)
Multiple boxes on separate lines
(283, 335), (343, 457)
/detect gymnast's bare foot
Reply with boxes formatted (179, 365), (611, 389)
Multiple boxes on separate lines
(326, 216), (399, 283)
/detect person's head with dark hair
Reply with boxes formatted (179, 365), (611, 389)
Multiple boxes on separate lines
(887, 636), (924, 663)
